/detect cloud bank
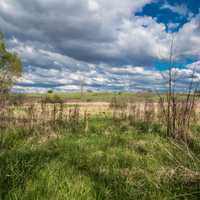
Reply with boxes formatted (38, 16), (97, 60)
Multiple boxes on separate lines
(0, 0), (200, 92)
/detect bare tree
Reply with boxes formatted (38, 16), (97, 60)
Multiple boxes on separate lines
(157, 36), (199, 143)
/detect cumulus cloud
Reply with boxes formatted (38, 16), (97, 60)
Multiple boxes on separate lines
(0, 0), (171, 66)
(0, 0), (200, 92)
(175, 14), (200, 59)
(1, 0), (198, 64)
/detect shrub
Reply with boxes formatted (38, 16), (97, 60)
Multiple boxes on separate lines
(42, 94), (64, 104)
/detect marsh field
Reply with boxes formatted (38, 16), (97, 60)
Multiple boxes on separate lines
(1, 92), (200, 200)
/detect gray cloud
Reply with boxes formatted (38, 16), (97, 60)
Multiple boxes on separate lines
(0, 0), (200, 92)
(1, 0), (171, 66)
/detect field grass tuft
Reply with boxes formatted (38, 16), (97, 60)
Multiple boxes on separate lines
(1, 118), (200, 199)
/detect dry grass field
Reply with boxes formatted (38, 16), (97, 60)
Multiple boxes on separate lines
(1, 92), (200, 200)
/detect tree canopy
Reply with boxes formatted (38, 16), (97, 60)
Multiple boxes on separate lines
(0, 33), (22, 94)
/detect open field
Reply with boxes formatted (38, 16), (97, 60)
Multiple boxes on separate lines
(1, 0), (200, 199)
(10, 92), (159, 103)
(1, 92), (200, 199)
(1, 117), (200, 200)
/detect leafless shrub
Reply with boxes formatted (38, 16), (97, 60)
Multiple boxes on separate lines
(156, 37), (200, 143)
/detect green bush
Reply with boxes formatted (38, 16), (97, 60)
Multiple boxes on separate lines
(42, 94), (64, 104)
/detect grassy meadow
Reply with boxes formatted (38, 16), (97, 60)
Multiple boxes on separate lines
(1, 92), (200, 199)
(11, 91), (158, 103)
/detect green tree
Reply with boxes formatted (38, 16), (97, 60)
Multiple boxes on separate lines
(0, 33), (22, 94)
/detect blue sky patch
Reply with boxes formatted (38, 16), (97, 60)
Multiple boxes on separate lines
(136, 0), (199, 32)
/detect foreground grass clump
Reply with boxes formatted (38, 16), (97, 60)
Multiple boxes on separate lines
(1, 119), (200, 200)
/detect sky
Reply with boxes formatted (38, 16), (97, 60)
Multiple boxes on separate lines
(0, 0), (200, 93)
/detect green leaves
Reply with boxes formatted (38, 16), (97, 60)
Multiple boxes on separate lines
(0, 33), (22, 94)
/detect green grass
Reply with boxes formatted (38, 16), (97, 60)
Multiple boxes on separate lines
(11, 91), (158, 103)
(1, 118), (200, 199)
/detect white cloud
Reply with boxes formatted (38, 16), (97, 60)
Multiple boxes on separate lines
(161, 2), (191, 16)
(0, 0), (200, 92)
(175, 14), (200, 59)
(167, 22), (179, 30)
(1, 0), (168, 66)
(2, 0), (198, 66)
